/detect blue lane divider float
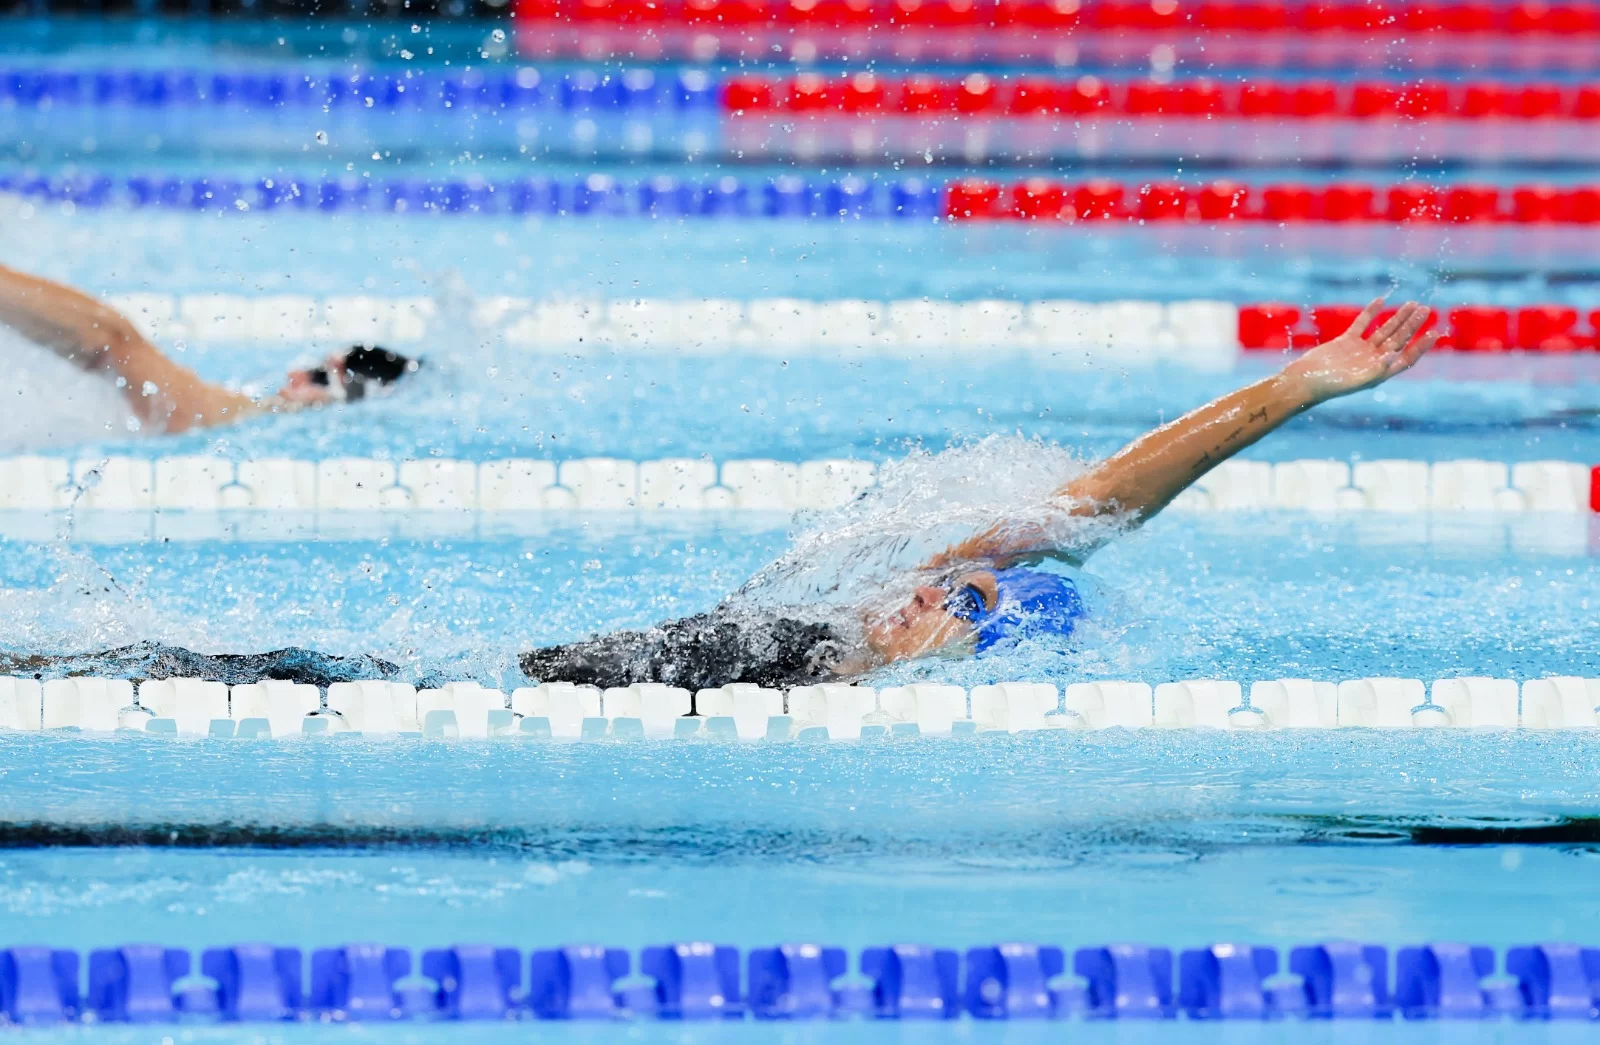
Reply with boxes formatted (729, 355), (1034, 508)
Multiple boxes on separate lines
(0, 68), (722, 113)
(2, 941), (1599, 1024)
(0, 171), (946, 220)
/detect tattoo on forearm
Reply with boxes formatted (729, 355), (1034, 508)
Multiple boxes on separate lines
(1248, 407), (1268, 423)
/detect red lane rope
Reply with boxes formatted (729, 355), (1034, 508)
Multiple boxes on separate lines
(941, 179), (1600, 224)
(1238, 303), (1599, 351)
(725, 73), (1600, 120)
(515, 0), (1600, 36)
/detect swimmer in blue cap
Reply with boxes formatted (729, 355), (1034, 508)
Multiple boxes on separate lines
(841, 297), (1439, 673)
(0, 263), (418, 434)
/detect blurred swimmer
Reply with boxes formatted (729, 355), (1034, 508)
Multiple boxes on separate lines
(0, 263), (418, 434)
(522, 299), (1439, 689)
(0, 300), (1436, 692)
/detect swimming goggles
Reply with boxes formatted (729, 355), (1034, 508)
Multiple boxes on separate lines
(943, 582), (989, 622)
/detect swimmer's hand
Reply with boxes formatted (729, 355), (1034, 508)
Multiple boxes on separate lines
(1282, 298), (1439, 402)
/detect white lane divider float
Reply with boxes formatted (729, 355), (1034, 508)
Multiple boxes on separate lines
(5, 674), (1598, 737)
(106, 293), (1243, 369)
(0, 456), (1596, 516)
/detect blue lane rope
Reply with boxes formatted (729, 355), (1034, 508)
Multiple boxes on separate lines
(1, 68), (722, 113)
(1, 941), (1596, 1023)
(0, 171), (948, 219)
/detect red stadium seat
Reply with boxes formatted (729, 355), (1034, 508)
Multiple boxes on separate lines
(1196, 181), (1250, 219)
(1320, 184), (1377, 221)
(1449, 307), (1512, 351)
(1387, 185), (1441, 221)
(723, 76), (779, 112)
(1007, 77), (1064, 115)
(897, 75), (956, 113)
(1443, 185), (1501, 222)
(956, 73), (1000, 114)
(1238, 304), (1302, 350)
(1073, 180), (1127, 219)
(1261, 184), (1315, 220)
(1012, 179), (1070, 219)
(1137, 182), (1192, 220)
(994, 0), (1083, 29)
(1515, 306), (1583, 351)
(841, 72), (889, 113)
(946, 179), (1005, 219)
(1312, 305), (1364, 342)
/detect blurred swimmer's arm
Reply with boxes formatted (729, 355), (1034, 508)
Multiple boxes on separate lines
(0, 263), (263, 434)
(1058, 299), (1438, 523)
(931, 300), (1438, 567)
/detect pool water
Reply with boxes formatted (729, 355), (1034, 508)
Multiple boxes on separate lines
(4, 14), (1600, 1040)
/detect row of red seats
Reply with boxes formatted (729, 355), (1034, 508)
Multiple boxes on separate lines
(946, 179), (1600, 223)
(1240, 304), (1598, 351)
(727, 74), (1600, 120)
(515, 0), (1600, 34)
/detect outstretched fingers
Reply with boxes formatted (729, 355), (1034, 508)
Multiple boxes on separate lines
(1370, 301), (1421, 347)
(1344, 297), (1385, 340)
(1386, 329), (1441, 376)
(1389, 305), (1433, 352)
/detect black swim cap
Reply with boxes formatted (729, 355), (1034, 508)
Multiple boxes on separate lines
(341, 345), (420, 401)
(344, 345), (418, 384)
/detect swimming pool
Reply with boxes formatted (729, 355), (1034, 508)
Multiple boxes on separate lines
(5, 9), (1600, 1036)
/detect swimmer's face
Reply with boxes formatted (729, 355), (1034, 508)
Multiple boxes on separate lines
(278, 353), (348, 405)
(864, 569), (999, 663)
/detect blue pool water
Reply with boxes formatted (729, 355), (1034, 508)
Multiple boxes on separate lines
(5, 18), (1600, 1040)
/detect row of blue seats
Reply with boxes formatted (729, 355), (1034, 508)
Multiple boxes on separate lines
(0, 69), (720, 112)
(0, 173), (946, 219)
(1, 942), (1596, 1024)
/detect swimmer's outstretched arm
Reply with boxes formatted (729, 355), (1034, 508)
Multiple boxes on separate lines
(937, 299), (1439, 565)
(0, 263), (262, 434)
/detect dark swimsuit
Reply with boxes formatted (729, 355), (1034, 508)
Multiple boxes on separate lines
(0, 641), (406, 688)
(518, 612), (846, 691)
(0, 614), (844, 692)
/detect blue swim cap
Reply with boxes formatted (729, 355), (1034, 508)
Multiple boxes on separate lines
(946, 567), (1084, 653)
